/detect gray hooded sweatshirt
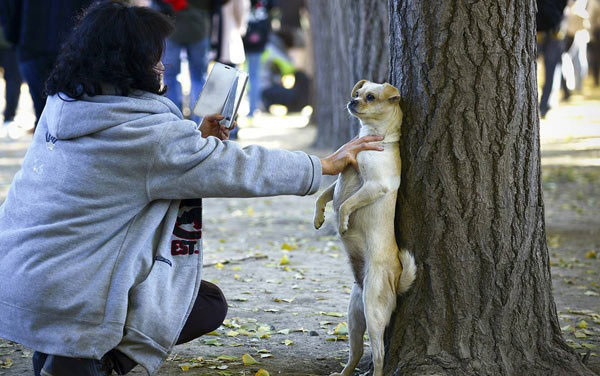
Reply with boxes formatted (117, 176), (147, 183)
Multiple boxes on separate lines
(0, 91), (321, 374)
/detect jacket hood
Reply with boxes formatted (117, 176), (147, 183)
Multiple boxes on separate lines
(43, 91), (184, 140)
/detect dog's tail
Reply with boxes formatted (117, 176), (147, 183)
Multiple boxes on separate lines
(397, 249), (416, 294)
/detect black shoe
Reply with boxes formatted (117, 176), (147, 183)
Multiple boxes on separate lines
(100, 353), (116, 375)
(104, 349), (137, 375)
(32, 351), (48, 376)
(40, 354), (113, 376)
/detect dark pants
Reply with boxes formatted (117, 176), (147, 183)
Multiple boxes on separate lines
(18, 54), (57, 127)
(0, 48), (22, 121)
(32, 281), (227, 376)
(537, 31), (565, 117)
(589, 29), (600, 87)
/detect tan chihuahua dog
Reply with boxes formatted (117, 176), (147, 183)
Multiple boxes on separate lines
(314, 80), (416, 376)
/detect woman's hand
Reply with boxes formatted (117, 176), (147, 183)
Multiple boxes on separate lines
(199, 114), (235, 140)
(320, 135), (385, 175)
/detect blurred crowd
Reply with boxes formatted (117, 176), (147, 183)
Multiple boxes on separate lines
(1, 0), (599, 139)
(0, 0), (312, 139)
(538, 0), (600, 118)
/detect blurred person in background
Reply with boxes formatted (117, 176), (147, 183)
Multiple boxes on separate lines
(243, 0), (275, 119)
(154, 0), (214, 122)
(260, 30), (311, 114)
(277, 0), (305, 49)
(261, 68), (310, 112)
(587, 0), (600, 86)
(218, 0), (248, 138)
(0, 0), (93, 131)
(0, 26), (22, 131)
(537, 0), (568, 118)
(561, 0), (591, 100)
(276, 0), (311, 75)
(218, 0), (248, 67)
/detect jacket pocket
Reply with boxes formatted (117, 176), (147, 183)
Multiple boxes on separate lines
(125, 253), (199, 351)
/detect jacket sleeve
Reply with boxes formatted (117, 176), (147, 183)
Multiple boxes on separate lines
(146, 120), (321, 200)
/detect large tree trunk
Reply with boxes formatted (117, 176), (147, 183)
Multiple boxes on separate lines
(307, 0), (389, 150)
(386, 0), (594, 375)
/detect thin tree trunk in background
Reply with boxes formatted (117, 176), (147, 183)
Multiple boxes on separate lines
(307, 0), (389, 150)
(386, 0), (594, 375)
(307, 0), (336, 148)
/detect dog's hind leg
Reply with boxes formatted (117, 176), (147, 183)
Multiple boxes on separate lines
(314, 180), (336, 229)
(331, 283), (366, 376)
(363, 266), (398, 376)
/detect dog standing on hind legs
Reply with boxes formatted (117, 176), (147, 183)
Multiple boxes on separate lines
(314, 80), (416, 376)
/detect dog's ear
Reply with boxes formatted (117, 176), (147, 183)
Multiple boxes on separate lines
(351, 80), (367, 98)
(382, 83), (400, 104)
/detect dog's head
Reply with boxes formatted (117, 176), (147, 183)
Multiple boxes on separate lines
(347, 80), (402, 129)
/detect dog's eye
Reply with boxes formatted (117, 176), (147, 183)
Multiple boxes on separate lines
(366, 94), (375, 101)
(354, 92), (359, 97)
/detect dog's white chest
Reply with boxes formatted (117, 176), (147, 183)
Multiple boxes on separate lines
(333, 147), (400, 211)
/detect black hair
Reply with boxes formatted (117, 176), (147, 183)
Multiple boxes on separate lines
(46, 0), (174, 99)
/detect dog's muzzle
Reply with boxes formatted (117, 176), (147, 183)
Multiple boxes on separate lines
(347, 100), (359, 114)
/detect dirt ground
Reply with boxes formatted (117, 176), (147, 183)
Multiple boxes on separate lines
(0, 92), (599, 376)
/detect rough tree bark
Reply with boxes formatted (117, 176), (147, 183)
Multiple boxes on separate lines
(307, 0), (389, 149)
(386, 0), (595, 375)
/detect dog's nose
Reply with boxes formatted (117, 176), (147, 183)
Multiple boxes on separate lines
(349, 99), (358, 107)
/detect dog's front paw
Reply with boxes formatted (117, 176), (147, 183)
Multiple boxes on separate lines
(338, 212), (349, 235)
(338, 222), (348, 235)
(314, 207), (325, 229)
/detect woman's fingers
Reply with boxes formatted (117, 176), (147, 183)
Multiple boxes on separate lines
(205, 114), (225, 122)
(221, 129), (230, 140)
(219, 125), (230, 140)
(350, 137), (384, 152)
(356, 135), (384, 144)
(320, 135), (387, 175)
(359, 142), (385, 151)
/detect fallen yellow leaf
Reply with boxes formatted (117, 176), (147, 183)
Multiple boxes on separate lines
(0, 358), (13, 369)
(242, 353), (258, 366)
(279, 255), (290, 265)
(575, 330), (587, 338)
(281, 243), (297, 251)
(255, 369), (270, 376)
(216, 355), (238, 361)
(320, 311), (344, 318)
(334, 322), (348, 335)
